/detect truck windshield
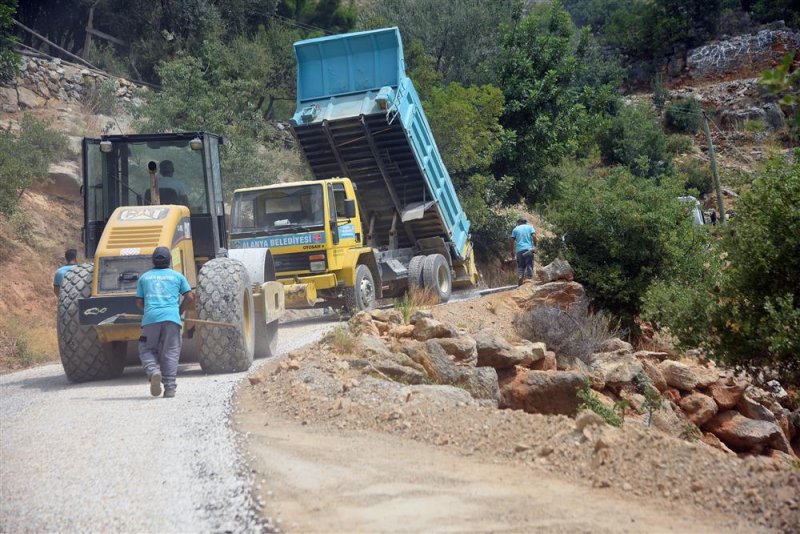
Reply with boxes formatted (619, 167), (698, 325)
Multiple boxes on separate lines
(233, 184), (324, 234)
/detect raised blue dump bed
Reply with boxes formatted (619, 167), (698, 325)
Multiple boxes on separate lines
(290, 27), (471, 259)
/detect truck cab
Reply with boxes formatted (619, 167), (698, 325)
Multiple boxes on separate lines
(230, 178), (381, 310)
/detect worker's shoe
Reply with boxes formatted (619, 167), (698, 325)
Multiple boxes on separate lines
(163, 388), (176, 398)
(149, 372), (162, 397)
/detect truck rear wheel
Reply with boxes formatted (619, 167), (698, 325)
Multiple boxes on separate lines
(57, 264), (125, 382)
(196, 258), (255, 373)
(344, 264), (376, 314)
(422, 254), (452, 303)
(254, 320), (279, 359)
(407, 255), (425, 291)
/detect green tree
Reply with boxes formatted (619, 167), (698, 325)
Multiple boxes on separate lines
(644, 155), (800, 384)
(0, 0), (18, 83)
(494, 1), (586, 202)
(0, 115), (69, 215)
(546, 163), (705, 329)
(131, 36), (308, 195)
(369, 0), (519, 85)
(597, 102), (673, 179)
(423, 81), (513, 259)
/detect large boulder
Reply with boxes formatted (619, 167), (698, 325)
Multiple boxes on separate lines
(737, 387), (779, 424)
(535, 258), (574, 283)
(703, 410), (790, 453)
(707, 379), (747, 410)
(474, 330), (541, 369)
(599, 338), (633, 353)
(639, 359), (668, 392)
(658, 360), (699, 391)
(403, 340), (499, 401)
(679, 392), (718, 426)
(514, 281), (586, 310)
(373, 360), (428, 384)
(428, 336), (478, 366)
(37, 161), (80, 199)
(369, 309), (403, 325)
(17, 86), (45, 109)
(591, 349), (643, 385)
(412, 317), (457, 341)
(693, 366), (721, 388)
(499, 370), (585, 416)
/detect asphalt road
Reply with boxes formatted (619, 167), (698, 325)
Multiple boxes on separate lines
(0, 320), (335, 533)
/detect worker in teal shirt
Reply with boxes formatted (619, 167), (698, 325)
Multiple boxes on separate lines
(510, 217), (537, 285)
(53, 249), (78, 297)
(136, 247), (194, 398)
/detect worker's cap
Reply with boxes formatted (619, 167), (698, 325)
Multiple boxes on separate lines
(152, 246), (172, 268)
(517, 217), (527, 224)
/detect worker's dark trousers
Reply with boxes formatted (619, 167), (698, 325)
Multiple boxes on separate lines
(139, 321), (182, 390)
(516, 249), (534, 280)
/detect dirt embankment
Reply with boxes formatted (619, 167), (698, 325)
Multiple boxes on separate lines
(238, 276), (800, 532)
(0, 104), (106, 372)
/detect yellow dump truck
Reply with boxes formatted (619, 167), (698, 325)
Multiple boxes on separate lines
(228, 28), (479, 313)
(58, 132), (284, 383)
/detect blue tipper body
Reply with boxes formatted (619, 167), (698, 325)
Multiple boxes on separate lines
(290, 27), (471, 259)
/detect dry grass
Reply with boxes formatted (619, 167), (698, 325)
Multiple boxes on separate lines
(325, 325), (358, 354)
(0, 319), (54, 372)
(514, 302), (623, 369)
(394, 287), (438, 323)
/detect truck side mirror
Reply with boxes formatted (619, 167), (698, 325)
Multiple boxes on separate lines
(344, 199), (356, 218)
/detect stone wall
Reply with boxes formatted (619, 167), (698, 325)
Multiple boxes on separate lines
(0, 53), (146, 112)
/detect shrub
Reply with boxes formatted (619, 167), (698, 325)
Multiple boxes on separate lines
(83, 78), (117, 115)
(666, 134), (694, 155)
(664, 96), (702, 134)
(546, 165), (707, 329)
(652, 72), (667, 115)
(678, 159), (713, 195)
(597, 102), (673, 179)
(0, 115), (70, 216)
(644, 155), (800, 385)
(514, 301), (622, 369)
(576, 382), (626, 427)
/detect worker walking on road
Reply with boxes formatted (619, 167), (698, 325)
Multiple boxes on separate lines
(511, 217), (537, 286)
(53, 248), (78, 297)
(136, 247), (194, 398)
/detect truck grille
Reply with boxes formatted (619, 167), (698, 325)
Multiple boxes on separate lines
(106, 225), (163, 249)
(273, 252), (313, 273)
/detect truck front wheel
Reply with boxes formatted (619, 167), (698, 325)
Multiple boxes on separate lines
(344, 264), (376, 314)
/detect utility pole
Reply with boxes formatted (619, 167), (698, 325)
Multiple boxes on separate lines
(702, 111), (726, 224)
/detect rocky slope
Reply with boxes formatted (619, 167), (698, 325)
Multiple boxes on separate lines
(245, 260), (799, 531)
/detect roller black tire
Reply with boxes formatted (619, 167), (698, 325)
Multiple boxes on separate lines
(407, 255), (425, 291)
(57, 263), (125, 382)
(422, 254), (452, 303)
(254, 320), (279, 359)
(196, 258), (255, 373)
(344, 264), (376, 314)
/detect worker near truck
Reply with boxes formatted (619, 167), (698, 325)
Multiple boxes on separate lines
(511, 217), (537, 285)
(136, 247), (194, 398)
(53, 248), (78, 297)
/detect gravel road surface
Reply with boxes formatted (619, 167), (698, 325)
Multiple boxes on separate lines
(0, 320), (335, 533)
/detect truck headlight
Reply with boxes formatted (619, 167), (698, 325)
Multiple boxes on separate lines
(309, 254), (326, 272)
